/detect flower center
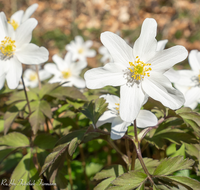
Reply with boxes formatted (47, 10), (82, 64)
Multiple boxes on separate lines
(114, 103), (120, 114)
(62, 70), (71, 79)
(124, 56), (152, 86)
(8, 19), (19, 30)
(78, 48), (84, 54)
(0, 37), (16, 61)
(29, 73), (37, 81)
(191, 71), (200, 87)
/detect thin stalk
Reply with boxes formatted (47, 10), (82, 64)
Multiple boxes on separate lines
(134, 120), (138, 142)
(131, 147), (137, 170)
(67, 156), (73, 190)
(125, 138), (131, 170)
(35, 65), (41, 89)
(133, 120), (154, 185)
(21, 76), (31, 116)
(79, 144), (90, 190)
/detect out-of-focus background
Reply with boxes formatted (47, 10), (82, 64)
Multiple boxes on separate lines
(1, 0), (200, 68)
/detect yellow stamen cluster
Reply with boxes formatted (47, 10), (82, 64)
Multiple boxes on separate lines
(128, 56), (152, 80)
(0, 37), (16, 57)
(115, 103), (120, 111)
(62, 70), (71, 79)
(8, 19), (19, 30)
(78, 48), (83, 54)
(198, 72), (200, 83)
(29, 74), (37, 81)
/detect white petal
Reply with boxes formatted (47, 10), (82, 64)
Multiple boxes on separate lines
(84, 40), (93, 48)
(64, 52), (72, 64)
(136, 110), (158, 128)
(52, 54), (66, 71)
(86, 49), (96, 57)
(100, 94), (120, 111)
(133, 18), (157, 62)
(120, 83), (145, 122)
(186, 101), (198, 110)
(24, 69), (35, 79)
(0, 12), (8, 40)
(70, 76), (85, 88)
(142, 72), (185, 109)
(0, 73), (6, 89)
(22, 3), (38, 22)
(48, 76), (62, 84)
(16, 43), (49, 65)
(100, 32), (134, 67)
(164, 68), (180, 83)
(111, 117), (131, 140)
(44, 63), (61, 76)
(6, 57), (22, 89)
(84, 62), (126, 89)
(175, 70), (196, 86)
(96, 110), (116, 128)
(174, 83), (190, 95)
(184, 87), (200, 108)
(11, 10), (24, 24)
(156, 40), (168, 51)
(150, 46), (188, 72)
(15, 18), (37, 47)
(75, 36), (84, 45)
(188, 50), (200, 72)
(39, 70), (52, 81)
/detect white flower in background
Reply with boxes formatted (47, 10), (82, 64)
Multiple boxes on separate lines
(0, 12), (49, 89)
(173, 50), (200, 109)
(44, 53), (86, 88)
(99, 46), (113, 64)
(66, 36), (96, 61)
(96, 94), (158, 140)
(18, 68), (51, 89)
(8, 4), (38, 30)
(84, 18), (188, 122)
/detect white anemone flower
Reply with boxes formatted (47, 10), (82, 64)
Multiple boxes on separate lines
(8, 4), (38, 30)
(0, 12), (49, 89)
(84, 18), (188, 122)
(99, 46), (113, 64)
(173, 50), (200, 109)
(19, 68), (51, 89)
(66, 36), (96, 61)
(44, 53), (86, 88)
(96, 94), (158, 140)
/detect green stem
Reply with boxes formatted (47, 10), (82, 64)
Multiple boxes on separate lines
(125, 138), (131, 170)
(133, 120), (154, 185)
(131, 147), (137, 170)
(67, 156), (73, 190)
(35, 65), (41, 89)
(21, 76), (31, 116)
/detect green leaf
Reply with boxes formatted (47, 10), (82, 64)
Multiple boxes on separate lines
(108, 170), (147, 190)
(176, 110), (200, 137)
(94, 165), (126, 190)
(0, 132), (29, 147)
(0, 147), (15, 162)
(161, 176), (200, 190)
(6, 90), (38, 104)
(4, 101), (27, 134)
(94, 177), (115, 190)
(10, 152), (42, 190)
(40, 143), (68, 176)
(55, 166), (68, 189)
(39, 83), (60, 99)
(81, 98), (108, 126)
(29, 101), (45, 134)
(34, 134), (58, 149)
(134, 158), (159, 174)
(39, 100), (52, 119)
(153, 156), (194, 176)
(49, 86), (87, 100)
(94, 165), (126, 180)
(40, 129), (86, 175)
